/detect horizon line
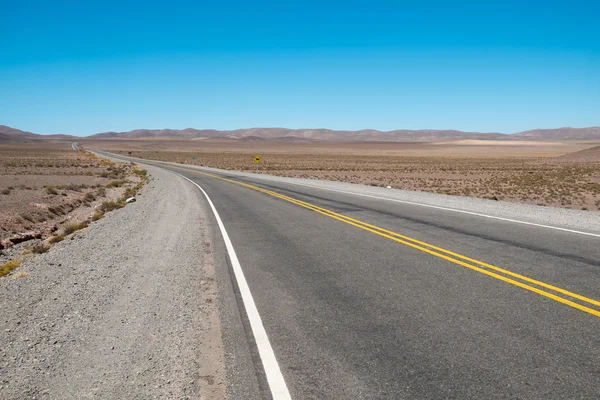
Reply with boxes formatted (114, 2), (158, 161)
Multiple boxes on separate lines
(3, 124), (599, 138)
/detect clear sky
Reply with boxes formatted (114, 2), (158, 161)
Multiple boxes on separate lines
(1, 0), (598, 136)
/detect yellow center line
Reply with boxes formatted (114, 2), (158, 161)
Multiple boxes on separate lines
(172, 165), (600, 318)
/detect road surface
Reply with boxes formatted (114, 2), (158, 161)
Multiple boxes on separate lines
(102, 152), (600, 399)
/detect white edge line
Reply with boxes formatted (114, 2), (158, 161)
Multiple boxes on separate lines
(99, 152), (600, 238)
(271, 181), (600, 238)
(176, 172), (292, 400)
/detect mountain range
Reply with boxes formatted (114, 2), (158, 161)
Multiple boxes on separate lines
(0, 125), (76, 143)
(2, 124), (600, 143)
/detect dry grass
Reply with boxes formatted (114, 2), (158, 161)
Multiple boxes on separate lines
(83, 192), (96, 202)
(105, 141), (600, 211)
(1, 143), (150, 244)
(63, 221), (89, 235)
(31, 243), (51, 254)
(106, 180), (127, 188)
(1, 260), (21, 277)
(11, 270), (29, 279)
(92, 209), (104, 221)
(98, 200), (126, 213)
(48, 234), (65, 243)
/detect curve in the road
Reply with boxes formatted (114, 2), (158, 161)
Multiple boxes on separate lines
(173, 165), (600, 319)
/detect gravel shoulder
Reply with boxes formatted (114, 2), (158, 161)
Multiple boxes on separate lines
(0, 164), (226, 399)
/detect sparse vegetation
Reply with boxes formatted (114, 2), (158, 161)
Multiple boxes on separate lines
(92, 209), (104, 221)
(133, 168), (148, 179)
(63, 221), (89, 235)
(98, 200), (126, 213)
(1, 260), (21, 277)
(113, 143), (600, 210)
(106, 180), (127, 188)
(31, 243), (51, 254)
(122, 187), (137, 199)
(19, 213), (35, 222)
(1, 146), (148, 248)
(84, 192), (96, 202)
(48, 234), (66, 243)
(11, 270), (29, 279)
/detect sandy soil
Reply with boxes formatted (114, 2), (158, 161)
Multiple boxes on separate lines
(0, 143), (146, 250)
(82, 138), (594, 157)
(83, 139), (600, 211)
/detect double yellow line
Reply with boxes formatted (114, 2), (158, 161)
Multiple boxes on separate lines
(177, 166), (600, 318)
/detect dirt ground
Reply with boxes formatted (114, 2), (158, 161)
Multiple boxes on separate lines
(0, 143), (147, 251)
(85, 139), (600, 211)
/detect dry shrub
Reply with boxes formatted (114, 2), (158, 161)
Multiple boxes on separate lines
(63, 221), (89, 235)
(92, 209), (104, 221)
(106, 180), (127, 188)
(32, 243), (51, 254)
(48, 234), (65, 243)
(1, 260), (21, 277)
(98, 200), (125, 213)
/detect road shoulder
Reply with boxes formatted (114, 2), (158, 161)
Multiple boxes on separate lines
(0, 164), (226, 399)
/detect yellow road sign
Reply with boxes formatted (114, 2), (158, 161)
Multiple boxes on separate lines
(254, 155), (262, 163)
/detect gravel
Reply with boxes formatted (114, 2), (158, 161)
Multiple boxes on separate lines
(0, 164), (226, 399)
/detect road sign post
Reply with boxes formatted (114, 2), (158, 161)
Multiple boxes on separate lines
(254, 155), (262, 172)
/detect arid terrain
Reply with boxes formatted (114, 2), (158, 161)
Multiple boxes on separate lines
(84, 139), (600, 211)
(0, 143), (147, 274)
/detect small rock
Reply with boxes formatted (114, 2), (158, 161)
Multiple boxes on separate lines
(386, 185), (392, 189)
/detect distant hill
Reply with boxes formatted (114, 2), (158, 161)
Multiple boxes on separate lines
(88, 126), (600, 142)
(2, 124), (600, 143)
(0, 125), (39, 140)
(0, 132), (18, 142)
(549, 145), (600, 163)
(88, 127), (509, 141)
(511, 127), (600, 140)
(0, 125), (76, 142)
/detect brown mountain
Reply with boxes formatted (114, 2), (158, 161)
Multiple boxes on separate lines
(2, 124), (600, 143)
(0, 125), (76, 142)
(87, 126), (600, 141)
(511, 127), (600, 140)
(0, 125), (39, 140)
(88, 127), (509, 141)
(0, 132), (17, 142)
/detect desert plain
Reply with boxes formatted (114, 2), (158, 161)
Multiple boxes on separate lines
(2, 137), (599, 260)
(0, 142), (147, 263)
(82, 138), (600, 211)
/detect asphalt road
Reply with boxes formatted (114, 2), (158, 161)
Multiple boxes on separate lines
(102, 153), (600, 399)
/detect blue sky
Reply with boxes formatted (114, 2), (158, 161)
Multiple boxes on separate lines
(1, 0), (598, 136)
